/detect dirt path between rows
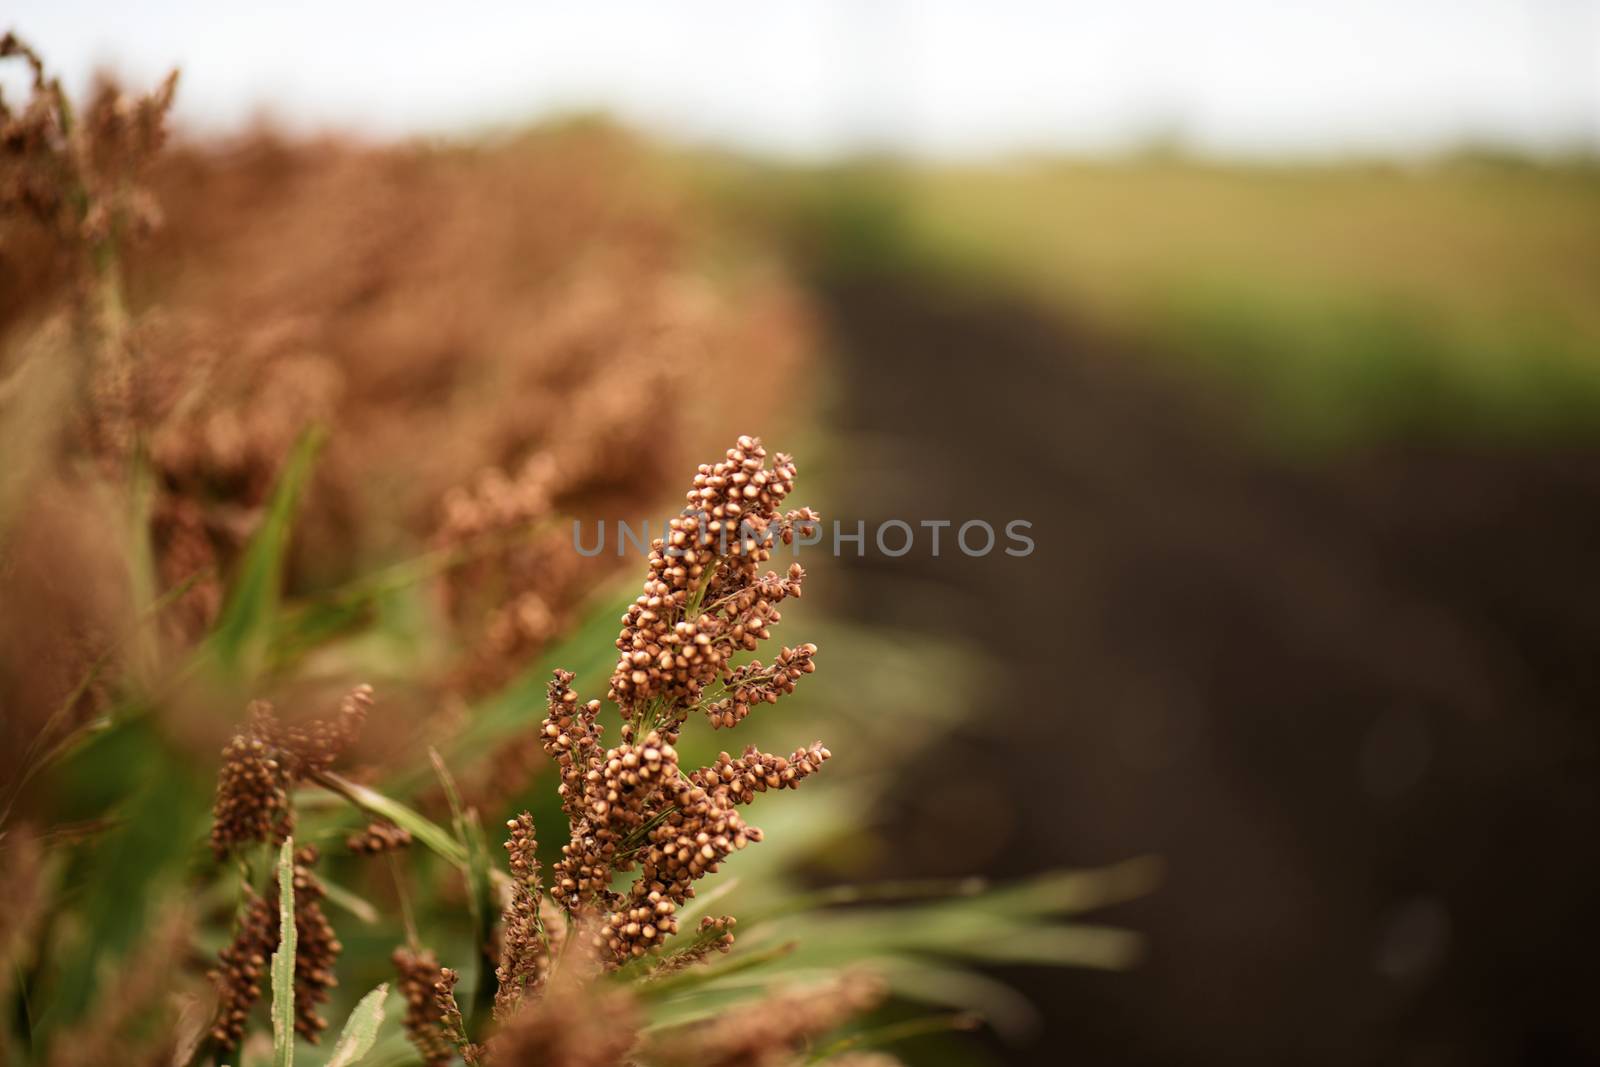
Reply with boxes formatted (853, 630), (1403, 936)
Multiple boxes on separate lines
(818, 274), (1600, 1066)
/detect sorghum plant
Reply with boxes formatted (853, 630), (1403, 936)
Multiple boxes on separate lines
(403, 436), (878, 1066)
(6, 32), (1151, 1067)
(206, 686), (374, 1056)
(196, 437), (899, 1067)
(543, 436), (824, 960)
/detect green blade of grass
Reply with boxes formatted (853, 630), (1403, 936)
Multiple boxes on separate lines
(1, 570), (208, 830)
(429, 748), (498, 1031)
(310, 772), (467, 868)
(973, 856), (1162, 916)
(809, 1011), (981, 1062)
(635, 940), (799, 1001)
(319, 875), (381, 925)
(326, 984), (390, 1067)
(738, 876), (988, 925)
(270, 838), (297, 1067)
(124, 445), (161, 683)
(870, 957), (1038, 1039)
(462, 810), (498, 1031)
(268, 515), (567, 668)
(209, 427), (324, 678)
(46, 725), (211, 1029)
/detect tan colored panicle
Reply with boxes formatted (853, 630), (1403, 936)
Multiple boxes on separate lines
(541, 438), (829, 968)
(692, 742), (831, 805)
(207, 887), (275, 1051)
(393, 946), (454, 1067)
(209, 685), (374, 860)
(434, 968), (482, 1064)
(704, 639), (817, 729)
(207, 836), (342, 1048)
(287, 846), (341, 1042)
(645, 915), (737, 980)
(606, 436), (808, 737)
(594, 778), (758, 965)
(280, 682), (373, 773)
(494, 812), (549, 1020)
(208, 702), (294, 860)
(487, 967), (639, 1067)
(539, 670), (605, 830)
(346, 819), (413, 855)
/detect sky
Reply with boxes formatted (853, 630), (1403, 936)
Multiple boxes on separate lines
(5, 0), (1598, 159)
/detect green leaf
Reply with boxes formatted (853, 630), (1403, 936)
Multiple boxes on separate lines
(811, 1009), (981, 1061)
(209, 427), (324, 677)
(270, 838), (297, 1067)
(975, 856), (1163, 916)
(124, 446), (161, 682)
(44, 727), (210, 1029)
(319, 875), (381, 925)
(326, 984), (390, 1067)
(871, 957), (1038, 1038)
(430, 748), (498, 1030)
(311, 772), (467, 868)
(1, 570), (209, 829)
(636, 941), (798, 1001)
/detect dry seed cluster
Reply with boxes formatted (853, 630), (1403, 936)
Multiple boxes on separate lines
(285, 846), (341, 1041)
(209, 685), (372, 859)
(485, 968), (639, 1067)
(607, 436), (812, 730)
(596, 773), (762, 962)
(646, 915), (739, 979)
(345, 819), (412, 855)
(434, 373), (690, 699)
(705, 642), (819, 729)
(1, 32), (174, 251)
(529, 437), (830, 968)
(207, 887), (275, 1050)
(693, 742), (832, 804)
(11, 26), (889, 1060)
(207, 846), (342, 1048)
(206, 688), (369, 1053)
(199, 440), (896, 1065)
(208, 702), (295, 860)
(393, 947), (454, 1067)
(435, 968), (478, 1064)
(494, 811), (549, 1020)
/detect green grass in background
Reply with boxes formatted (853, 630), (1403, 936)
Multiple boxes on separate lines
(898, 158), (1600, 449)
(720, 154), (1600, 451)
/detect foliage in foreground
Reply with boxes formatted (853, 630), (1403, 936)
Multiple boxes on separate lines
(0, 31), (1155, 1067)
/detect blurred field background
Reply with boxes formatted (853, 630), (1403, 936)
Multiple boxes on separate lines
(741, 154), (1600, 447)
(5, 4), (1600, 1067)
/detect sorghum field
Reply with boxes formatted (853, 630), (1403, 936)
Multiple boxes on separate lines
(0, 35), (1150, 1067)
(6, 24), (1600, 1067)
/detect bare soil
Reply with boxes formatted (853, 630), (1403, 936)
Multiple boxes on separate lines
(820, 274), (1600, 1066)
